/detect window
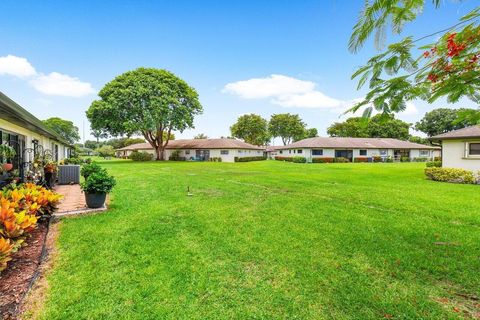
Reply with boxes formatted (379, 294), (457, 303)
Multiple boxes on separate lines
(238, 150), (243, 154)
(380, 149), (388, 156)
(297, 149), (302, 154)
(185, 150), (190, 155)
(419, 150), (429, 157)
(312, 149), (323, 156)
(220, 150), (229, 155)
(359, 149), (367, 156)
(289, 150), (291, 154)
(279, 150), (283, 154)
(468, 143), (480, 156)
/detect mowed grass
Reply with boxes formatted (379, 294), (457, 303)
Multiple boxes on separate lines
(39, 161), (479, 319)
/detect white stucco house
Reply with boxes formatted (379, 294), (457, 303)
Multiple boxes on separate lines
(116, 138), (265, 162)
(275, 137), (440, 162)
(430, 126), (480, 171)
(0, 91), (72, 178)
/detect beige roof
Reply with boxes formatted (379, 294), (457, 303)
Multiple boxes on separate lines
(117, 139), (264, 151)
(276, 137), (440, 150)
(430, 125), (480, 140)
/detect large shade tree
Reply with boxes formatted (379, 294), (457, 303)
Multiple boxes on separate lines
(42, 117), (80, 144)
(349, 1), (480, 120)
(268, 113), (307, 145)
(230, 114), (269, 146)
(328, 114), (411, 140)
(87, 68), (202, 160)
(415, 108), (475, 136)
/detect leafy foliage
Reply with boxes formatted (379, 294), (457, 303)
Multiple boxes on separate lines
(230, 114), (270, 146)
(194, 133), (208, 139)
(81, 162), (106, 179)
(234, 156), (266, 162)
(350, 3), (480, 118)
(43, 117), (80, 144)
(81, 171), (116, 194)
(425, 167), (477, 184)
(292, 156), (307, 163)
(327, 114), (411, 140)
(129, 151), (154, 162)
(87, 68), (202, 160)
(415, 108), (475, 136)
(95, 145), (115, 158)
(268, 114), (307, 145)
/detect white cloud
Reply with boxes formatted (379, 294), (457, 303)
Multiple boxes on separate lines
(0, 54), (95, 98)
(401, 102), (418, 116)
(223, 74), (342, 109)
(0, 55), (37, 78)
(30, 72), (96, 97)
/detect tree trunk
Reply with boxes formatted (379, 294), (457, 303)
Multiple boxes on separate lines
(155, 146), (165, 161)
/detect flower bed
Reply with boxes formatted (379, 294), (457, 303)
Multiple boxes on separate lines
(0, 183), (62, 273)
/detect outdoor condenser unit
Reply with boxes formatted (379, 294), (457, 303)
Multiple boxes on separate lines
(58, 165), (80, 184)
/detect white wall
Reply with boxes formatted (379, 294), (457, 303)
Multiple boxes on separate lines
(122, 148), (264, 162)
(442, 140), (480, 171)
(0, 118), (69, 161)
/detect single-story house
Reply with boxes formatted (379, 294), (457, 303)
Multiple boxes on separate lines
(0, 91), (72, 177)
(116, 138), (265, 162)
(265, 146), (281, 160)
(430, 125), (480, 171)
(275, 137), (440, 162)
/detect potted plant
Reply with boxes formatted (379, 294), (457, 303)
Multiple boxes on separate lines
(80, 161), (105, 180)
(81, 170), (116, 208)
(0, 144), (16, 172)
(44, 161), (58, 188)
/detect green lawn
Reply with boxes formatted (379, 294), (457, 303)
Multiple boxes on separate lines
(39, 161), (479, 319)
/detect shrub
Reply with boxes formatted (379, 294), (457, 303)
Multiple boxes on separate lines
(426, 161), (442, 168)
(169, 150), (182, 161)
(413, 157), (428, 162)
(129, 151), (153, 162)
(235, 156), (266, 162)
(81, 171), (116, 194)
(334, 157), (350, 163)
(291, 156), (306, 163)
(434, 156), (442, 161)
(354, 157), (368, 163)
(373, 156), (383, 163)
(0, 237), (14, 272)
(209, 157), (222, 162)
(95, 145), (115, 158)
(0, 183), (62, 272)
(274, 156), (293, 162)
(424, 167), (476, 184)
(385, 156), (393, 163)
(81, 162), (105, 179)
(400, 156), (411, 162)
(312, 157), (334, 163)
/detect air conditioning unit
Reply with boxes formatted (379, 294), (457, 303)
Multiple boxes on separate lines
(58, 165), (80, 184)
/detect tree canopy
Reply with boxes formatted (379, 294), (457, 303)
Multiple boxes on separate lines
(42, 117), (80, 144)
(269, 113), (306, 145)
(194, 133), (208, 139)
(327, 114), (411, 140)
(349, 1), (480, 119)
(230, 114), (269, 146)
(87, 68), (202, 160)
(415, 108), (475, 137)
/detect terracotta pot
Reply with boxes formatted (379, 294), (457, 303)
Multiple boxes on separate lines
(2, 163), (13, 171)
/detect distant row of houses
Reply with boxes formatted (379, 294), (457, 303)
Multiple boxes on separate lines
(117, 127), (480, 170)
(118, 137), (443, 163)
(1, 90), (478, 171)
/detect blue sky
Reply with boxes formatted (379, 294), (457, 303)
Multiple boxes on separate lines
(0, 0), (478, 143)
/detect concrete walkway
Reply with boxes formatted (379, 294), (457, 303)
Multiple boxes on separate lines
(54, 184), (107, 217)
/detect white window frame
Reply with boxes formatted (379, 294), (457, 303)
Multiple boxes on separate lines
(419, 150), (430, 157)
(220, 150), (229, 155)
(466, 141), (480, 158)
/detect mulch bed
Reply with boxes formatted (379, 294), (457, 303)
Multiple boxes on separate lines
(0, 222), (49, 320)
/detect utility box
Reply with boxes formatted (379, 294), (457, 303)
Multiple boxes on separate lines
(58, 165), (80, 184)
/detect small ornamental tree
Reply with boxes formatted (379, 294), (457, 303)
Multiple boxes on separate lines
(230, 114), (270, 146)
(87, 68), (202, 160)
(349, 2), (480, 119)
(269, 113), (307, 145)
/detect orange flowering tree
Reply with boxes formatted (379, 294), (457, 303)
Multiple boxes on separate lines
(349, 1), (480, 121)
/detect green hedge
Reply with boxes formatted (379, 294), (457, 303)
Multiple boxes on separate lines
(209, 157), (222, 162)
(413, 157), (428, 162)
(292, 156), (306, 163)
(312, 157), (334, 163)
(424, 167), (477, 184)
(275, 156), (293, 162)
(426, 161), (442, 168)
(129, 151), (154, 161)
(334, 157), (350, 163)
(234, 156), (266, 162)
